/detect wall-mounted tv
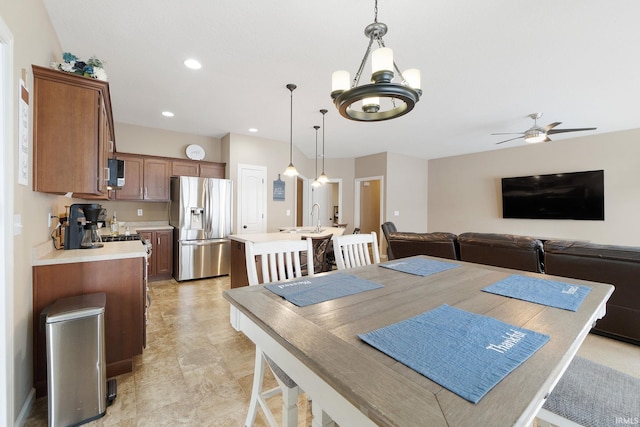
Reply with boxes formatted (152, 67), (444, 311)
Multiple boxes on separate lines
(501, 170), (604, 220)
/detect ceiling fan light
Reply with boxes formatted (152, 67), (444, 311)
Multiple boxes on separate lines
(524, 130), (546, 143)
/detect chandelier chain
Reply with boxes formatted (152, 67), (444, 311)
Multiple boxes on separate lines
(374, 0), (378, 23)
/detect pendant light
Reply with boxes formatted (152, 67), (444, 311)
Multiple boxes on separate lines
(283, 83), (299, 177)
(330, 0), (422, 122)
(312, 126), (321, 187)
(318, 109), (329, 184)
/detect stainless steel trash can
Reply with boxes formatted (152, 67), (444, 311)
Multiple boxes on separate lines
(45, 293), (107, 427)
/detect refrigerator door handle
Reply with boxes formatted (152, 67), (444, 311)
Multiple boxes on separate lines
(180, 239), (229, 246)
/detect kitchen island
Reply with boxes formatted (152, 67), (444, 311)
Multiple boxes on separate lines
(229, 227), (346, 288)
(32, 240), (147, 397)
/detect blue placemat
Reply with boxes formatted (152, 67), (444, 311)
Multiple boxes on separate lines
(482, 274), (591, 311)
(265, 273), (384, 307)
(380, 257), (460, 277)
(358, 304), (549, 403)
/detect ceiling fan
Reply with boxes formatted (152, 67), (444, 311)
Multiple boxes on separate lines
(493, 113), (597, 145)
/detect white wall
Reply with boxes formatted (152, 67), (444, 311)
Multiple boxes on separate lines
(428, 129), (640, 245)
(386, 152), (429, 232)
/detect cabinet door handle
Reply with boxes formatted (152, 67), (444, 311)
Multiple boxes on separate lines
(140, 187), (143, 198)
(105, 167), (110, 181)
(144, 187), (148, 198)
(157, 237), (160, 245)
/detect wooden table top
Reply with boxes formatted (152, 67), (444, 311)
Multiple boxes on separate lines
(224, 256), (614, 426)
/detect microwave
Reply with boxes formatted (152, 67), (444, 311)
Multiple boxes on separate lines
(107, 158), (125, 189)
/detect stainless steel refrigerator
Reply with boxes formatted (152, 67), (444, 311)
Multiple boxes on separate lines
(170, 176), (232, 281)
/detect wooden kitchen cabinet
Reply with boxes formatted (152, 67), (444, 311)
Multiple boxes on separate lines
(32, 257), (145, 397)
(139, 229), (173, 280)
(171, 159), (225, 178)
(32, 65), (115, 199)
(114, 153), (170, 201)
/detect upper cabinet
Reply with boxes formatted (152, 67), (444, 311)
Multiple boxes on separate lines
(113, 153), (170, 201)
(171, 159), (225, 178)
(32, 65), (115, 199)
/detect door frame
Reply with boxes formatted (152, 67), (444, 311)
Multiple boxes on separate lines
(0, 15), (14, 426)
(354, 175), (384, 232)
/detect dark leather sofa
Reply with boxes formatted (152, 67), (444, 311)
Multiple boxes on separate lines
(386, 231), (459, 260)
(544, 240), (640, 345)
(457, 232), (545, 273)
(381, 227), (639, 345)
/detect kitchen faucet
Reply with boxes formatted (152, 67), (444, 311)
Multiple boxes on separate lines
(311, 203), (321, 232)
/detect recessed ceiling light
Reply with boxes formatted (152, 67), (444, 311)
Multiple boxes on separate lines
(162, 111), (174, 117)
(183, 59), (202, 70)
(248, 128), (258, 133)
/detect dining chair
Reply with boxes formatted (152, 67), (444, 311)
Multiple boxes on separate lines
(332, 231), (380, 270)
(243, 238), (314, 427)
(301, 234), (333, 274)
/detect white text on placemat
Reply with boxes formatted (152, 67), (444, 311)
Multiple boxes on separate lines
(486, 329), (526, 354)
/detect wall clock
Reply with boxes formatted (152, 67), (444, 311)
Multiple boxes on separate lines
(185, 144), (205, 160)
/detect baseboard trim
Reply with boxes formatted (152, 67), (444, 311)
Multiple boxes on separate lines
(14, 387), (35, 427)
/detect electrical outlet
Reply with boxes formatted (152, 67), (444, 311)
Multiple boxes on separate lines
(47, 212), (53, 227)
(137, 209), (143, 216)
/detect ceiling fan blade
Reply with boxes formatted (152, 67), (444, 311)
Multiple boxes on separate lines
(547, 127), (597, 135)
(545, 122), (562, 131)
(491, 132), (525, 136)
(495, 136), (524, 145)
(543, 136), (552, 142)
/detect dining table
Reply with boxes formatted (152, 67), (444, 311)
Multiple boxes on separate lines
(223, 255), (614, 427)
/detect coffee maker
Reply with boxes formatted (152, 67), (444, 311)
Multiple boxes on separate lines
(64, 203), (104, 249)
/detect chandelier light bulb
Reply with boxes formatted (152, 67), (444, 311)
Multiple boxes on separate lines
(403, 68), (421, 90)
(362, 97), (381, 113)
(332, 71), (350, 94)
(372, 47), (393, 74)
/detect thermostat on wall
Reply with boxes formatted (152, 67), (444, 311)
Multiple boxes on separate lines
(185, 144), (205, 160)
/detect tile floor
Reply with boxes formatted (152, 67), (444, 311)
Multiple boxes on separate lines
(24, 276), (640, 426)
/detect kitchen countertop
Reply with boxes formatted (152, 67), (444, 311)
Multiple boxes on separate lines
(230, 227), (345, 243)
(33, 240), (147, 266)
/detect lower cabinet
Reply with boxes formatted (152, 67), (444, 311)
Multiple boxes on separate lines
(139, 229), (173, 281)
(32, 257), (146, 397)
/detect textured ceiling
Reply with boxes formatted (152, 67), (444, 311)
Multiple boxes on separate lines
(42, 0), (640, 160)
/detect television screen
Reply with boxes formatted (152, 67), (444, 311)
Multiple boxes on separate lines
(501, 170), (604, 220)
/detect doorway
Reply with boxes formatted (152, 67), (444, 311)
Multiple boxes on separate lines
(296, 177), (342, 228)
(355, 176), (383, 239)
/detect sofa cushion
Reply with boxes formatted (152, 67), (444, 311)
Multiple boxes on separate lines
(457, 232), (544, 273)
(387, 232), (459, 260)
(544, 240), (640, 344)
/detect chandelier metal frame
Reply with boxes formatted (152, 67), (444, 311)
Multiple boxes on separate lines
(330, 0), (422, 122)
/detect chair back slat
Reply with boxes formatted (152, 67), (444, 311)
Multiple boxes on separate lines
(246, 238), (314, 285)
(332, 232), (380, 270)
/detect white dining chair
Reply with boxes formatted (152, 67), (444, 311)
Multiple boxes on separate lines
(243, 238), (314, 427)
(332, 232), (380, 270)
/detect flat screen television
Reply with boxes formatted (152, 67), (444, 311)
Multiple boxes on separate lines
(501, 170), (604, 220)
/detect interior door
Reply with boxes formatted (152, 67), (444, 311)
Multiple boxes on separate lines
(238, 164), (266, 234)
(359, 179), (381, 236)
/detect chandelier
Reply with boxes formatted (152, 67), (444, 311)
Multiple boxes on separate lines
(330, 0), (422, 122)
